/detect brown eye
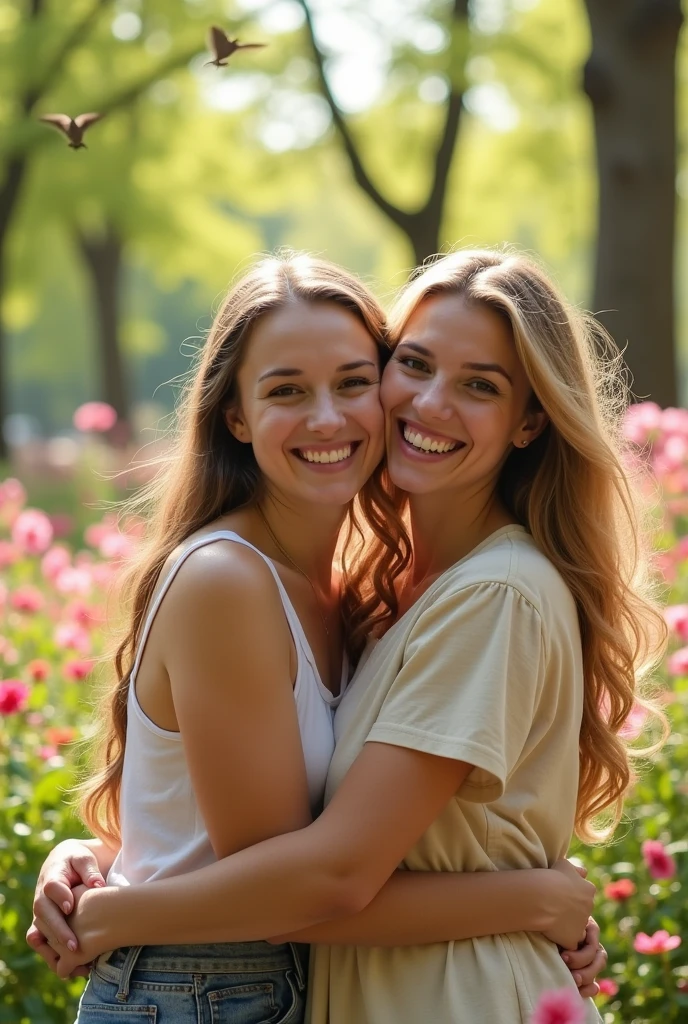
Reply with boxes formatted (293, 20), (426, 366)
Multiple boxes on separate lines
(467, 380), (499, 395)
(395, 355), (428, 373)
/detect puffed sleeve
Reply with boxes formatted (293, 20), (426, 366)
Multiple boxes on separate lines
(366, 581), (546, 802)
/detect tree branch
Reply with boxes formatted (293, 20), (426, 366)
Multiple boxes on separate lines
(422, 0), (468, 218)
(295, 0), (413, 232)
(26, 0), (116, 114)
(95, 42), (204, 115)
(2, 41), (203, 162)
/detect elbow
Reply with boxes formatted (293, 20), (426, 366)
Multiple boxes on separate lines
(320, 868), (377, 920)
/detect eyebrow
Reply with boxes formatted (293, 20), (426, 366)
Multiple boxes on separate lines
(397, 342), (513, 386)
(257, 359), (377, 383)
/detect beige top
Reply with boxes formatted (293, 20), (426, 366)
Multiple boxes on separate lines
(307, 526), (601, 1024)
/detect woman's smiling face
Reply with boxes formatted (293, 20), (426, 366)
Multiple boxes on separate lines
(381, 292), (542, 497)
(226, 299), (385, 508)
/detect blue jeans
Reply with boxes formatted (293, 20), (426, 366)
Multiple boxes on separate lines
(75, 941), (308, 1023)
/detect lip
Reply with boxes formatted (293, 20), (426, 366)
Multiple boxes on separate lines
(291, 439), (362, 473)
(395, 419), (466, 462)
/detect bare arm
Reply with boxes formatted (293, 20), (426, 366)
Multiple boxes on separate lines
(268, 861), (589, 947)
(162, 544), (312, 859)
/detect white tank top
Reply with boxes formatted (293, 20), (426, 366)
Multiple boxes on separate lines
(108, 530), (344, 887)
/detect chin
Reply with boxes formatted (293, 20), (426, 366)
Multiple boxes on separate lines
(386, 467), (439, 495)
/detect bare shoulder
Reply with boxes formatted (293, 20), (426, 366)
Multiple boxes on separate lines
(161, 539), (287, 627)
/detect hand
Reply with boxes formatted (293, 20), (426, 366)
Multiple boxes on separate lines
(541, 858), (596, 951)
(42, 885), (108, 980)
(561, 917), (607, 998)
(27, 839), (106, 959)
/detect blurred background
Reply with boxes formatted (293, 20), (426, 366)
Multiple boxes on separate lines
(2, 0), (687, 468)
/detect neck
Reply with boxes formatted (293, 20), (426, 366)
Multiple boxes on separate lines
(408, 482), (513, 584)
(257, 490), (346, 594)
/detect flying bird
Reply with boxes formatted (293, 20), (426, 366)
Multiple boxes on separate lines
(39, 113), (103, 149)
(205, 26), (266, 67)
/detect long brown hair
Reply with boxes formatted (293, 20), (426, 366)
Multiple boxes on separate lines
(80, 252), (410, 845)
(377, 249), (666, 842)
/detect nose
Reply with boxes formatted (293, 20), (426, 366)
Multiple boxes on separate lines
(411, 377), (453, 421)
(305, 390), (347, 436)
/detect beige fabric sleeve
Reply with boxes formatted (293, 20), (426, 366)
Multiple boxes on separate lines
(366, 581), (545, 802)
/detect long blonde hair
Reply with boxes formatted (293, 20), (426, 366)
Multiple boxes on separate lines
(379, 249), (666, 842)
(80, 252), (410, 845)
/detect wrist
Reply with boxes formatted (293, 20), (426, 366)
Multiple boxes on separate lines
(75, 886), (126, 956)
(525, 869), (561, 933)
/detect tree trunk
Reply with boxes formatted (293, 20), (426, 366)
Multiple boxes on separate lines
(77, 225), (131, 443)
(583, 0), (682, 406)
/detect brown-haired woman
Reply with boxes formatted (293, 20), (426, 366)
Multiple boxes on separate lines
(30, 252), (603, 1022)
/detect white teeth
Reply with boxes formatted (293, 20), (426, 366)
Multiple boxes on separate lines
(402, 424), (457, 454)
(300, 444), (352, 464)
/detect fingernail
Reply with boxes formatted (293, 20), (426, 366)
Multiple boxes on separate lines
(92, 879), (105, 888)
(574, 973), (582, 985)
(67, 940), (77, 952)
(63, 901), (71, 913)
(562, 954), (570, 963)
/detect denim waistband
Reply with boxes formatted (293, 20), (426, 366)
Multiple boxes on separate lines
(96, 941), (309, 1003)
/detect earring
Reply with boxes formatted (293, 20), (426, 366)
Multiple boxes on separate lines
(521, 439), (528, 447)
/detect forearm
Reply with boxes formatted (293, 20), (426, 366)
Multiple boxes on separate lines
(269, 868), (558, 946)
(76, 821), (361, 952)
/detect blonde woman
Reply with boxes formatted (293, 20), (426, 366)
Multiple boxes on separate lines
(30, 252), (615, 1020)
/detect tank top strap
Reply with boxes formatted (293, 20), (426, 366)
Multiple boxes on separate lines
(129, 530), (306, 684)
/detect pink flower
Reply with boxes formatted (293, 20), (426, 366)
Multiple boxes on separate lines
(1, 644), (18, 665)
(64, 599), (103, 629)
(531, 987), (585, 1024)
(55, 566), (92, 596)
(619, 703), (648, 740)
(0, 477), (27, 509)
(54, 622), (91, 653)
(73, 401), (117, 433)
(604, 878), (636, 901)
(622, 402), (663, 445)
(667, 646), (688, 676)
(634, 930), (681, 954)
(662, 406), (688, 435)
(27, 659), (50, 682)
(0, 679), (30, 715)
(11, 508), (54, 556)
(41, 545), (71, 583)
(84, 520), (113, 548)
(10, 585), (44, 614)
(38, 744), (58, 760)
(0, 540), (19, 567)
(99, 530), (135, 561)
(665, 604), (688, 640)
(90, 562), (117, 589)
(64, 658), (95, 681)
(596, 978), (619, 998)
(641, 838), (676, 879)
(26, 711), (44, 726)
